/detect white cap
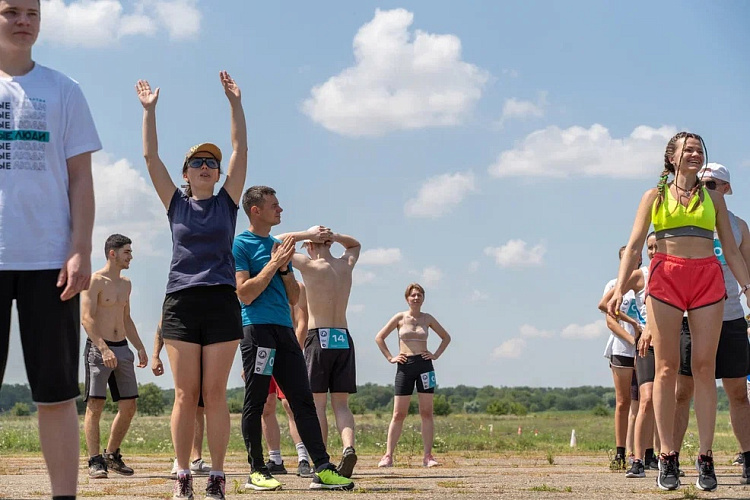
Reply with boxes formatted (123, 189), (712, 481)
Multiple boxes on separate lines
(699, 162), (732, 195)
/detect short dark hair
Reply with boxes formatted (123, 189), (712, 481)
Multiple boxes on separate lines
(618, 245), (627, 259)
(242, 186), (276, 218)
(105, 234), (132, 258)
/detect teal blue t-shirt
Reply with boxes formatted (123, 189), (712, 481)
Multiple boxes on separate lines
(232, 230), (294, 327)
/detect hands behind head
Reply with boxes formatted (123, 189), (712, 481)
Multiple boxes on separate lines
(135, 80), (159, 109)
(307, 225), (333, 243)
(220, 71), (241, 101)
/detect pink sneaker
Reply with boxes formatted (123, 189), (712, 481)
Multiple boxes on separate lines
(377, 454), (393, 468)
(423, 455), (439, 468)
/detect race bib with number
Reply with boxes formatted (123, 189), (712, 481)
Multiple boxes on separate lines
(420, 371), (436, 390)
(319, 328), (350, 349)
(254, 347), (276, 376)
(714, 237), (727, 265)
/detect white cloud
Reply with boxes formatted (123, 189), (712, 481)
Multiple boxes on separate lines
(349, 304), (365, 314)
(468, 289), (489, 302)
(519, 324), (554, 338)
(498, 91), (548, 125)
(302, 8), (489, 136)
(502, 69), (519, 78)
(353, 270), (376, 285)
(91, 152), (168, 257)
(488, 124), (677, 179)
(484, 240), (546, 268)
(405, 171), (476, 218)
(39, 0), (201, 47)
(468, 261), (479, 273)
(418, 266), (443, 287)
(560, 320), (607, 340)
(359, 248), (402, 266)
(492, 338), (526, 359)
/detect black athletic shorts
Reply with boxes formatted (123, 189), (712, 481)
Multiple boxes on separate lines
(395, 355), (436, 396)
(0, 270), (80, 404)
(636, 346), (656, 385)
(680, 316), (750, 379)
(162, 284), (242, 346)
(304, 328), (357, 394)
(609, 354), (635, 368)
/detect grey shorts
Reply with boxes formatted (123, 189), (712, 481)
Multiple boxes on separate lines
(84, 338), (139, 402)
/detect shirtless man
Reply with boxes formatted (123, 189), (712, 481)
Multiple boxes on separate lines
(276, 227), (361, 478)
(81, 234), (147, 479)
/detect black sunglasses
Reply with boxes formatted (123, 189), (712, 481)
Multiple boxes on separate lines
(187, 157), (220, 169)
(703, 180), (726, 190)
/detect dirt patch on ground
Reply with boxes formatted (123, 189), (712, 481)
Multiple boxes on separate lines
(1, 452), (748, 499)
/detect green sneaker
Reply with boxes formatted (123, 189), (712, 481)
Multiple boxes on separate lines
(310, 465), (354, 490)
(245, 469), (282, 491)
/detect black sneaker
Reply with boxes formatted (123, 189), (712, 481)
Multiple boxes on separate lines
(337, 446), (358, 478)
(695, 451), (717, 491)
(103, 448), (134, 476)
(657, 453), (680, 491)
(88, 454), (108, 479)
(733, 452), (745, 466)
(626, 459), (645, 478)
(742, 459), (750, 485)
(645, 455), (659, 470)
(297, 459), (314, 478)
(675, 451), (685, 477)
(610, 453), (626, 471)
(266, 459), (288, 475)
(205, 474), (226, 500)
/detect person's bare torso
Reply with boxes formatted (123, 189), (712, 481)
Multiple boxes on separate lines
(92, 273), (131, 342)
(398, 312), (430, 355)
(300, 256), (352, 330)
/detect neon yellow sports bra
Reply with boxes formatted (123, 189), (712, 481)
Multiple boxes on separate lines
(651, 186), (715, 240)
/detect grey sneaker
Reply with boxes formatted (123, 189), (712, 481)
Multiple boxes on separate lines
(190, 458), (211, 475)
(205, 474), (226, 500)
(297, 459), (313, 478)
(88, 454), (108, 479)
(625, 459), (645, 478)
(337, 447), (357, 478)
(695, 452), (717, 492)
(266, 459), (288, 475)
(103, 448), (134, 476)
(173, 472), (194, 499)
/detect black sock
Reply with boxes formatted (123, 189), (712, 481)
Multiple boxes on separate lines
(645, 448), (654, 461)
(53, 496), (76, 500)
(616, 446), (625, 458)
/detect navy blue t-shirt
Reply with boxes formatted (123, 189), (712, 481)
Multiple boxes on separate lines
(233, 230), (294, 327)
(166, 187), (238, 293)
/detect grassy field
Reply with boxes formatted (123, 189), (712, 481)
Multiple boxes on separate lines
(0, 410), (741, 464)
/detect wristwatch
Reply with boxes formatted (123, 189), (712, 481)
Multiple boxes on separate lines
(278, 266), (291, 276)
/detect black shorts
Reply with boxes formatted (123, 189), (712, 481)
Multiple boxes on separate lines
(630, 370), (639, 401)
(84, 339), (139, 402)
(0, 270), (80, 404)
(680, 316), (750, 379)
(162, 285), (242, 346)
(395, 355), (436, 396)
(609, 354), (635, 368)
(636, 347), (656, 385)
(304, 328), (357, 394)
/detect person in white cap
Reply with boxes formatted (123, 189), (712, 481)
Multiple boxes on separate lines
(672, 163), (750, 485)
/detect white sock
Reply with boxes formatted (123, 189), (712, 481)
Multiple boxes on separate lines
(179, 469), (191, 477)
(296, 442), (310, 463)
(269, 450), (282, 465)
(209, 470), (224, 478)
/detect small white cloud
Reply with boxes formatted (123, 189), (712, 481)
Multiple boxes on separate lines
(419, 266), (443, 287)
(468, 261), (479, 273)
(302, 8), (489, 136)
(39, 0), (201, 47)
(560, 320), (607, 340)
(498, 91), (548, 126)
(502, 69), (520, 78)
(484, 240), (546, 268)
(468, 289), (489, 302)
(405, 171), (476, 218)
(359, 248), (402, 266)
(349, 304), (365, 314)
(488, 124), (677, 179)
(492, 338), (526, 359)
(91, 152), (169, 257)
(353, 270), (376, 285)
(519, 324), (554, 338)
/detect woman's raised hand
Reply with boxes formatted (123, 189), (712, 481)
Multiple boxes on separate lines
(135, 80), (159, 109)
(220, 70), (241, 102)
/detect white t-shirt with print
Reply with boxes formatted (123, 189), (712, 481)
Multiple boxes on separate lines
(0, 63), (101, 270)
(602, 278), (640, 359)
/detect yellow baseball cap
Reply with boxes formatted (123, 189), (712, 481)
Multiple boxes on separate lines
(184, 142), (222, 163)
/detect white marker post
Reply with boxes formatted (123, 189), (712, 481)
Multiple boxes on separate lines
(570, 429), (577, 447)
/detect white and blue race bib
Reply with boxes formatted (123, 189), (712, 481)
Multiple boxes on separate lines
(319, 328), (350, 349)
(254, 347), (276, 376)
(420, 371), (436, 390)
(714, 236), (727, 265)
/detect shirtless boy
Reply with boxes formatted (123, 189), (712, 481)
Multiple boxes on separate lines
(81, 234), (147, 479)
(276, 227), (361, 478)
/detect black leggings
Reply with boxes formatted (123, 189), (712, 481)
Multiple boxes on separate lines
(240, 324), (329, 470)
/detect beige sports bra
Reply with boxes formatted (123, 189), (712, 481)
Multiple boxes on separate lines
(398, 324), (428, 342)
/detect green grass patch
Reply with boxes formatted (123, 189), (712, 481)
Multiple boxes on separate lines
(529, 484), (572, 493)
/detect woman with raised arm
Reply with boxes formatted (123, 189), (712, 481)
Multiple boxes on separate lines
(375, 283), (451, 469)
(607, 132), (750, 493)
(136, 72), (247, 500)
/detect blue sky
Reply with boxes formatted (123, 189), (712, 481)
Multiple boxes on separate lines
(5, 0), (750, 390)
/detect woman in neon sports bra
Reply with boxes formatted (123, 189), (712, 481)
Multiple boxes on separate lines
(608, 132), (750, 493)
(374, 283), (451, 468)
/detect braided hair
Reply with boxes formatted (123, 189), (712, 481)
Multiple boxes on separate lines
(654, 131), (707, 213)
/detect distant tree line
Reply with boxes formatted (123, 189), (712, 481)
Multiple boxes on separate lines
(0, 383), (731, 417)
